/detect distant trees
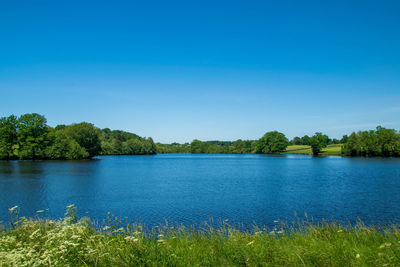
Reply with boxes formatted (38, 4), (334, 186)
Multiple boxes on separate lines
(309, 132), (329, 156)
(99, 129), (156, 155)
(256, 131), (288, 154)
(342, 127), (400, 157)
(1, 113), (400, 159)
(0, 113), (157, 160)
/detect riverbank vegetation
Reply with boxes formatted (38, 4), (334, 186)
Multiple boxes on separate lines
(342, 126), (400, 157)
(1, 113), (400, 159)
(0, 113), (156, 160)
(1, 206), (400, 266)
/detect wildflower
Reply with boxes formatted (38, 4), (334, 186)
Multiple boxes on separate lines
(158, 234), (164, 238)
(63, 241), (79, 247)
(124, 236), (138, 242)
(9, 206), (18, 212)
(71, 235), (80, 239)
(356, 254), (360, 259)
(157, 239), (165, 243)
(379, 242), (392, 249)
(102, 226), (110, 231)
(247, 241), (255, 246)
(277, 230), (284, 234)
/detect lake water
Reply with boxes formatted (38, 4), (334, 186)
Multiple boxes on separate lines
(1, 154), (400, 229)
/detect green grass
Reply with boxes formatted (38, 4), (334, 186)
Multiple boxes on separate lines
(1, 206), (400, 266)
(284, 144), (343, 156)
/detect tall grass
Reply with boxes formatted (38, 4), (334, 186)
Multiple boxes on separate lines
(1, 205), (400, 266)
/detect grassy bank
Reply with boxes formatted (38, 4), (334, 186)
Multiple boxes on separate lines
(1, 206), (400, 266)
(284, 144), (343, 156)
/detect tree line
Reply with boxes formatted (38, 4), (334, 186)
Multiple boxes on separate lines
(342, 126), (400, 157)
(157, 128), (400, 157)
(0, 113), (156, 160)
(1, 113), (399, 159)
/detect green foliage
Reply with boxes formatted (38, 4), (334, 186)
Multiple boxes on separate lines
(1, 113), (399, 159)
(63, 123), (102, 158)
(309, 132), (329, 156)
(17, 113), (51, 159)
(0, 115), (18, 159)
(342, 126), (400, 157)
(156, 142), (191, 153)
(2, 210), (400, 266)
(0, 113), (156, 160)
(100, 129), (156, 155)
(256, 131), (288, 153)
(45, 130), (89, 159)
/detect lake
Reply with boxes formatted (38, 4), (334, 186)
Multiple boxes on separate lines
(1, 154), (400, 229)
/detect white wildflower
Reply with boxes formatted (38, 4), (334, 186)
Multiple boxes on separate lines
(29, 229), (41, 239)
(124, 236), (139, 242)
(9, 206), (18, 212)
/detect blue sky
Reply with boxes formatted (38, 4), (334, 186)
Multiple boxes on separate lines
(1, 0), (400, 143)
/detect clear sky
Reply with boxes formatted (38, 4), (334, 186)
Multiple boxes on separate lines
(1, 0), (400, 143)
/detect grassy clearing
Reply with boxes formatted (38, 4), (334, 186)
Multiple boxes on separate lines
(1, 206), (400, 266)
(284, 144), (343, 156)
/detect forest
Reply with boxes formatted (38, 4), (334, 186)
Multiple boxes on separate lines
(0, 113), (156, 160)
(1, 113), (400, 159)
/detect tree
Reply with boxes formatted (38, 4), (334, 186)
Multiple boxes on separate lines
(256, 131), (288, 154)
(63, 123), (101, 158)
(342, 132), (359, 156)
(291, 136), (302, 145)
(233, 139), (246, 154)
(340, 135), (349, 144)
(0, 115), (18, 159)
(309, 132), (329, 156)
(190, 139), (204, 153)
(45, 130), (89, 159)
(376, 126), (400, 157)
(17, 113), (50, 159)
(301, 135), (311, 145)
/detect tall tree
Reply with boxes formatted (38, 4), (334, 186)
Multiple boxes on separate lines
(309, 132), (329, 156)
(17, 113), (49, 159)
(63, 123), (101, 158)
(0, 115), (18, 159)
(256, 131), (288, 154)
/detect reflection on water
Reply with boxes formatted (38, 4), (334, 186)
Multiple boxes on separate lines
(1, 154), (400, 229)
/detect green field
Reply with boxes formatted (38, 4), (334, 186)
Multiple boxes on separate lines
(284, 144), (343, 156)
(1, 206), (400, 266)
